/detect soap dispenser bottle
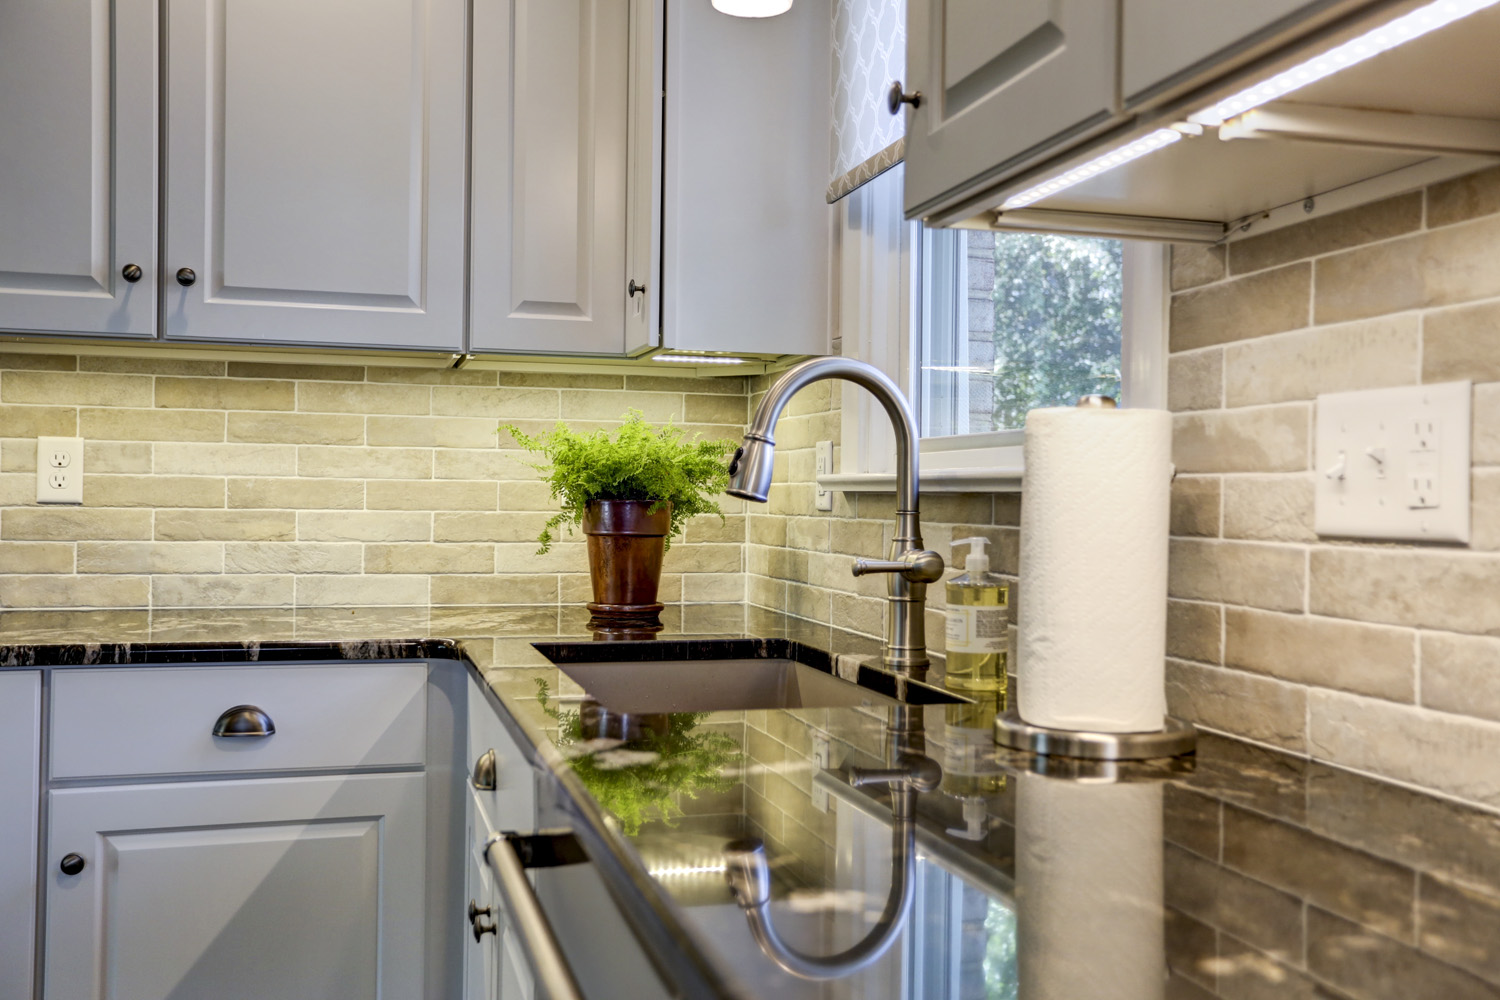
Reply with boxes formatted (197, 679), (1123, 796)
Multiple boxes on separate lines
(944, 537), (1009, 700)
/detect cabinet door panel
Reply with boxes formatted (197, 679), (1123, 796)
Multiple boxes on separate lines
(45, 773), (425, 1000)
(0, 0), (156, 337)
(903, 0), (1118, 218)
(163, 0), (466, 349)
(0, 673), (40, 1000)
(470, 0), (630, 355)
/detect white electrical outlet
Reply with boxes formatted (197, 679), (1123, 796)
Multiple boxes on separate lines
(36, 436), (83, 505)
(814, 440), (834, 511)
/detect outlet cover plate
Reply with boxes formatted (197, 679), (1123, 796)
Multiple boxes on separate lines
(36, 436), (83, 505)
(1314, 381), (1469, 542)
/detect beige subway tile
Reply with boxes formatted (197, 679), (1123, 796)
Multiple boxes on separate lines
(434, 512), (550, 544)
(1170, 244), (1226, 291)
(369, 365), (496, 386)
(1169, 538), (1305, 612)
(82, 407), (224, 443)
(1311, 548), (1500, 633)
(786, 517), (830, 552)
(1472, 469), (1500, 549)
(1416, 875), (1500, 984)
(1316, 213), (1500, 324)
(681, 573), (745, 603)
(1167, 600), (1221, 663)
(493, 541), (586, 573)
(298, 381), (429, 415)
(227, 411), (363, 445)
(628, 374), (747, 395)
(297, 445), (431, 479)
(558, 573), (593, 604)
(0, 541), (73, 573)
(432, 449), (531, 481)
(0, 574), (148, 609)
(1230, 193), (1422, 275)
(85, 441), (152, 474)
(1475, 384), (1500, 465)
(1167, 350), (1223, 412)
(155, 377), (294, 411)
(227, 361), (365, 381)
(1421, 631), (1500, 723)
(76, 541), (221, 574)
(366, 480), (495, 511)
(88, 475), (225, 508)
(832, 592), (884, 638)
(0, 440), (29, 473)
(431, 574), (557, 605)
(495, 481), (560, 511)
(1221, 475), (1315, 542)
(222, 541), (359, 574)
(1423, 299), (1500, 384)
(0, 353), (76, 371)
(227, 477), (363, 510)
(367, 415), (501, 449)
(152, 574), (292, 607)
(0, 405), (76, 437)
(684, 513), (744, 543)
(501, 372), (621, 390)
(3, 371), (151, 408)
(1427, 164), (1500, 228)
(80, 356), (224, 376)
(560, 391), (682, 423)
(787, 581), (831, 623)
(1225, 607), (1414, 701)
(0, 473), (31, 505)
(829, 518), (882, 555)
(432, 386), (559, 418)
(1170, 264), (1310, 352)
(1224, 315), (1419, 408)
(155, 510), (296, 542)
(295, 575), (429, 607)
(666, 542), (742, 574)
(1173, 405), (1309, 474)
(1166, 658), (1306, 751)
(1171, 476), (1221, 537)
(1, 508), (151, 541)
(1308, 689), (1500, 808)
(154, 442), (296, 477)
(684, 393), (746, 424)
(298, 510), (429, 542)
(365, 542), (493, 574)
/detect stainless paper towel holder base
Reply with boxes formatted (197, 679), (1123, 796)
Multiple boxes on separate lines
(993, 710), (1197, 761)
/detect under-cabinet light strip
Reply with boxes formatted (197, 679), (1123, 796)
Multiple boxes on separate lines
(1000, 128), (1184, 210)
(1191, 0), (1500, 126)
(652, 354), (748, 365)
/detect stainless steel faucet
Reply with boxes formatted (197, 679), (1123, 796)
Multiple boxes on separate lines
(726, 357), (944, 672)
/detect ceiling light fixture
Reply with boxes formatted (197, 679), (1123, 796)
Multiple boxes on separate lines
(711, 0), (793, 16)
(1191, 0), (1500, 126)
(651, 353), (748, 365)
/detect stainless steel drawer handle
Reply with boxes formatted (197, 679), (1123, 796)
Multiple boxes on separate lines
(485, 833), (585, 1000)
(212, 704), (275, 738)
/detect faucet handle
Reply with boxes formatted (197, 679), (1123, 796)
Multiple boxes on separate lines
(852, 550), (944, 584)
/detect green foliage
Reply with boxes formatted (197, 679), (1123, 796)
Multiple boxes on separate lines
(503, 411), (736, 554)
(990, 233), (1123, 430)
(983, 897), (1019, 999)
(535, 679), (742, 836)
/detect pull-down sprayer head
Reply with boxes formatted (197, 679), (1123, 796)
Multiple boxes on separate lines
(725, 434), (776, 503)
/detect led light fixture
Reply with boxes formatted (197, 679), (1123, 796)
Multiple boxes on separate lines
(1001, 128), (1184, 210)
(712, 0), (792, 15)
(651, 353), (748, 365)
(1191, 0), (1500, 126)
(648, 863), (728, 878)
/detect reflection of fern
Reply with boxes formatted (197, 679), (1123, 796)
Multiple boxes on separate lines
(536, 679), (742, 836)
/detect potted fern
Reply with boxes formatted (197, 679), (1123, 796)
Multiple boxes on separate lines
(506, 412), (736, 626)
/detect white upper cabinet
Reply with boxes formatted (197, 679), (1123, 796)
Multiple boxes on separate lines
(470, 0), (639, 356)
(162, 0), (467, 350)
(902, 0), (1120, 220)
(0, 0), (158, 338)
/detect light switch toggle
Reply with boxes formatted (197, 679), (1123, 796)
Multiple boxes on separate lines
(1324, 451), (1347, 481)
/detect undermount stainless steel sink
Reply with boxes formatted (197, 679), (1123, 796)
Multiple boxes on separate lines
(531, 639), (965, 714)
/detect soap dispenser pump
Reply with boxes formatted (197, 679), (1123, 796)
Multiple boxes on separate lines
(944, 537), (1009, 698)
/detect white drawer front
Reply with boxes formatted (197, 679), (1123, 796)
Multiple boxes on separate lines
(51, 664), (428, 779)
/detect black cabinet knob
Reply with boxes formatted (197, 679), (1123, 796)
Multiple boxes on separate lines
(887, 81), (922, 115)
(176, 267), (197, 287)
(627, 279), (646, 297)
(60, 853), (86, 876)
(121, 263), (142, 283)
(468, 900), (497, 942)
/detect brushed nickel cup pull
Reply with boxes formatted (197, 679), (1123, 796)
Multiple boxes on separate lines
(176, 267), (196, 286)
(473, 748), (497, 791)
(212, 704), (275, 738)
(121, 264), (143, 283)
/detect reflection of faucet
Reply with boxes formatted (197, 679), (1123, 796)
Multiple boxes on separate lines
(726, 357), (944, 672)
(723, 753), (940, 980)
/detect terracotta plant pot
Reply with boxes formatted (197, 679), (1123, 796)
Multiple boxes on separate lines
(582, 499), (672, 628)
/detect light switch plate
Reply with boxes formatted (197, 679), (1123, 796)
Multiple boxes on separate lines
(36, 436), (83, 505)
(1314, 381), (1470, 542)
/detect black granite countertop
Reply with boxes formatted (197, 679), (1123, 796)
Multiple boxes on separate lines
(5, 603), (1499, 999)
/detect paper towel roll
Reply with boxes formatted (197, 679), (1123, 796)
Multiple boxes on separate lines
(1018, 405), (1172, 732)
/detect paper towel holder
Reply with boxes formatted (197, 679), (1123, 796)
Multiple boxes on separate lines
(993, 709), (1196, 761)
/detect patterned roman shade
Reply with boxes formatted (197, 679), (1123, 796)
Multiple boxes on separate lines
(828, 0), (906, 203)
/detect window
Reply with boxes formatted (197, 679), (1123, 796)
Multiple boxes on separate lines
(831, 166), (1167, 490)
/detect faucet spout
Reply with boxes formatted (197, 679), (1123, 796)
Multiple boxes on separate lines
(727, 357), (941, 672)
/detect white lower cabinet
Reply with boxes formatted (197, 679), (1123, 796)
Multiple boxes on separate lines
(0, 673), (41, 1000)
(45, 771), (426, 1000)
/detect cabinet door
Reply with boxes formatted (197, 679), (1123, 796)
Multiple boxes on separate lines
(162, 0), (467, 350)
(44, 772), (425, 1000)
(469, 0), (632, 355)
(0, 673), (40, 1000)
(0, 0), (157, 338)
(903, 0), (1119, 219)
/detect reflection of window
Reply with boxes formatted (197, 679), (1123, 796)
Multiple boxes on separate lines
(905, 853), (1017, 999)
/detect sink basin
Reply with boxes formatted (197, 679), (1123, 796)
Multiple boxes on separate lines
(531, 638), (965, 714)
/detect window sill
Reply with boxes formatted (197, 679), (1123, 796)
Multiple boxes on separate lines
(819, 467), (1022, 494)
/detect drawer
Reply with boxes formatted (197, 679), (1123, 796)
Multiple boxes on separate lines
(50, 663), (428, 779)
